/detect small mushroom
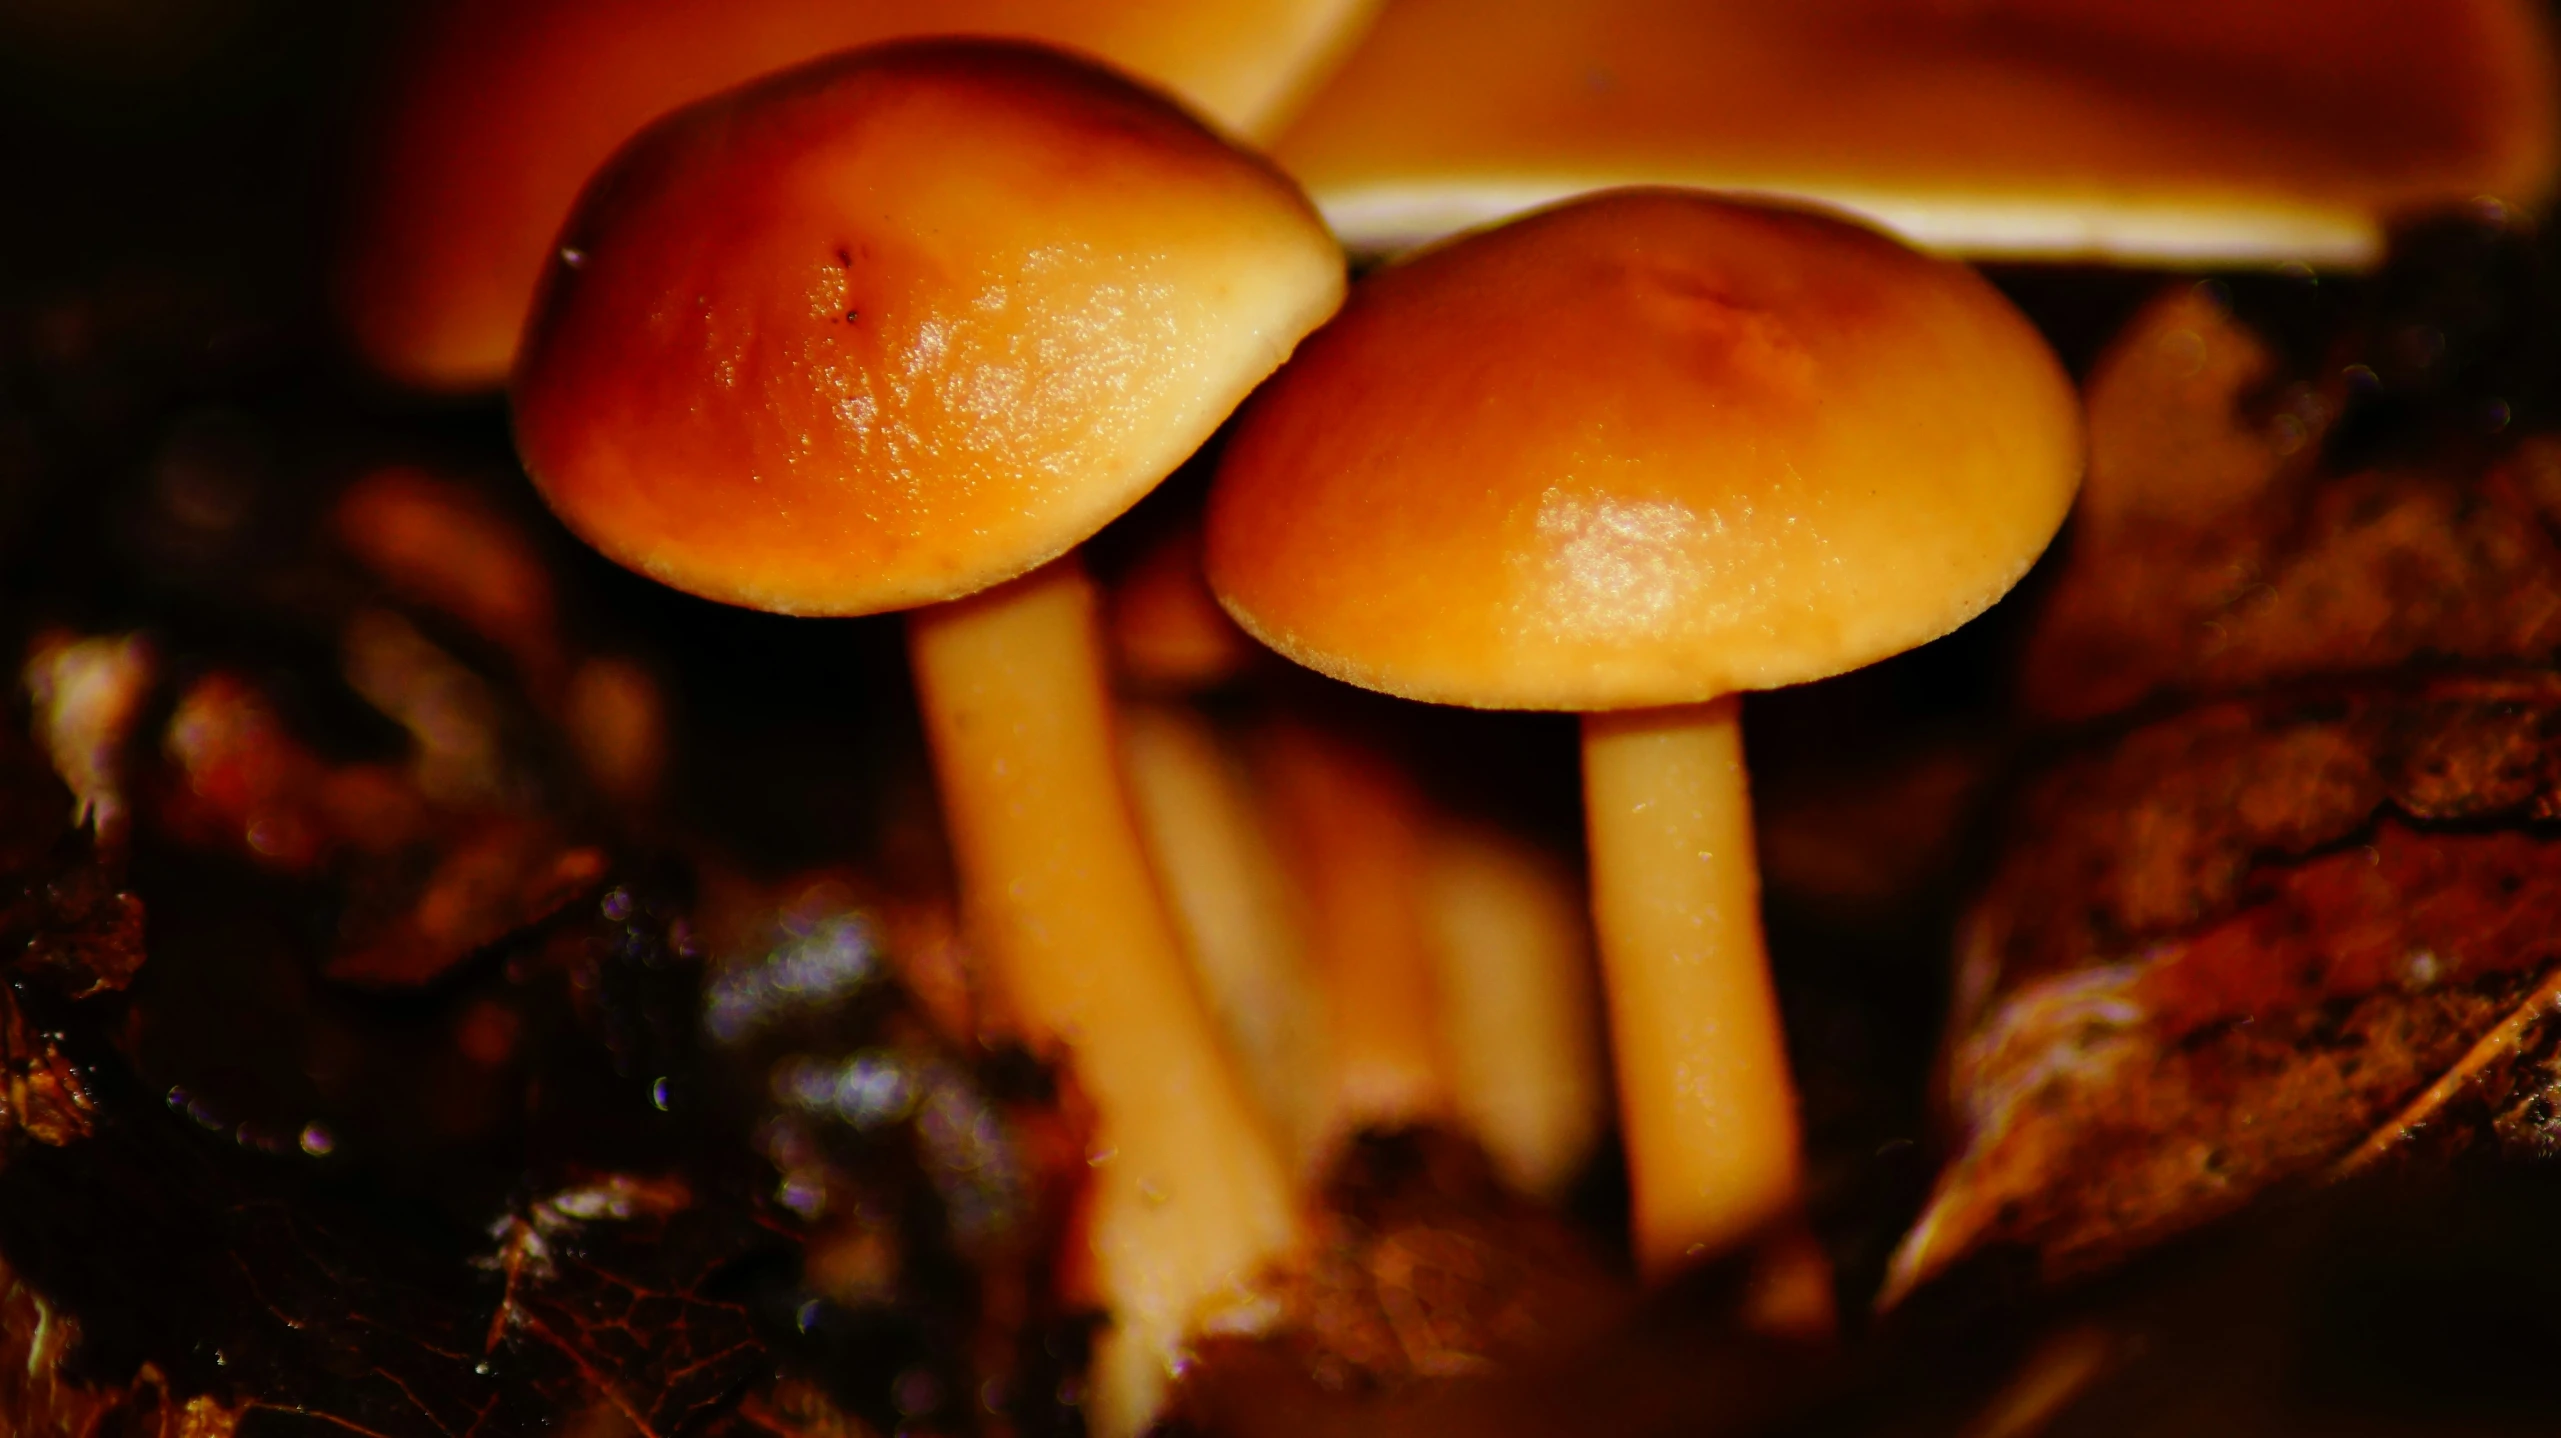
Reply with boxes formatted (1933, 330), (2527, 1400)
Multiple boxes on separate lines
(509, 42), (1345, 1434)
(1205, 189), (2080, 1275)
(1109, 528), (1583, 1182)
(1122, 660), (1604, 1194)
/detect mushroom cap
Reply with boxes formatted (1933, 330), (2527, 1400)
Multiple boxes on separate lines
(340, 0), (1377, 391)
(1204, 189), (2081, 712)
(1274, 0), (2556, 267)
(513, 41), (1345, 618)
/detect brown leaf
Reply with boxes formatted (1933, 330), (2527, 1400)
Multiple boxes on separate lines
(1960, 676), (2561, 1011)
(3, 864), (146, 1003)
(1, 1106), (542, 1438)
(0, 716), (146, 1003)
(0, 1075), (810, 1438)
(325, 817), (609, 988)
(483, 1176), (779, 1438)
(0, 725), (783, 1438)
(1235, 1130), (1624, 1397)
(0, 1259), (244, 1438)
(2021, 287), (2561, 725)
(0, 985), (98, 1148)
(714, 1378), (873, 1438)
(1896, 281), (2561, 1304)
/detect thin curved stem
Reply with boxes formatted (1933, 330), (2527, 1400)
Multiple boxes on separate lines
(908, 557), (1297, 1437)
(1121, 700), (1327, 1167)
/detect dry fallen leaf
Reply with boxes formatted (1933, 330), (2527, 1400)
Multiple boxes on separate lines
(1893, 223), (2561, 1305)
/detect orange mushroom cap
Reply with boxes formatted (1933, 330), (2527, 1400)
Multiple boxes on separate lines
(1274, 0), (2556, 266)
(341, 0), (1376, 391)
(1205, 189), (2081, 711)
(513, 41), (1345, 618)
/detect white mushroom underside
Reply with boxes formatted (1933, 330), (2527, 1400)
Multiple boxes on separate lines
(1318, 180), (2382, 269)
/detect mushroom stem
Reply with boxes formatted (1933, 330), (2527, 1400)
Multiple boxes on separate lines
(1422, 822), (1605, 1202)
(1581, 696), (1801, 1275)
(1121, 700), (1328, 1166)
(907, 558), (1298, 1436)
(1261, 720), (1454, 1148)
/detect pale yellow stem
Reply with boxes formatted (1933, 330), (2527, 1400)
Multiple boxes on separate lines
(1421, 822), (1606, 1202)
(907, 559), (1298, 1438)
(1260, 721), (1452, 1148)
(1582, 697), (1801, 1276)
(1120, 700), (1329, 1166)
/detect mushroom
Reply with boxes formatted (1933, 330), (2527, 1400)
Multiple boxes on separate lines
(341, 0), (1380, 390)
(1272, 0), (2555, 265)
(1109, 527), (1589, 1181)
(507, 42), (1345, 1434)
(1108, 525), (1455, 1171)
(1204, 189), (2081, 1274)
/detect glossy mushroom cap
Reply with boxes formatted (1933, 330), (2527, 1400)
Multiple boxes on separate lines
(513, 41), (1345, 617)
(1205, 189), (2080, 711)
(342, 0), (1377, 391)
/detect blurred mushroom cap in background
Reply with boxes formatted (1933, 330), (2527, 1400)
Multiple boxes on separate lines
(338, 0), (1377, 391)
(1276, 0), (2556, 267)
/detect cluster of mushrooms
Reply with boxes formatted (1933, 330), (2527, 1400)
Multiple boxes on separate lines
(335, 2), (2554, 1433)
